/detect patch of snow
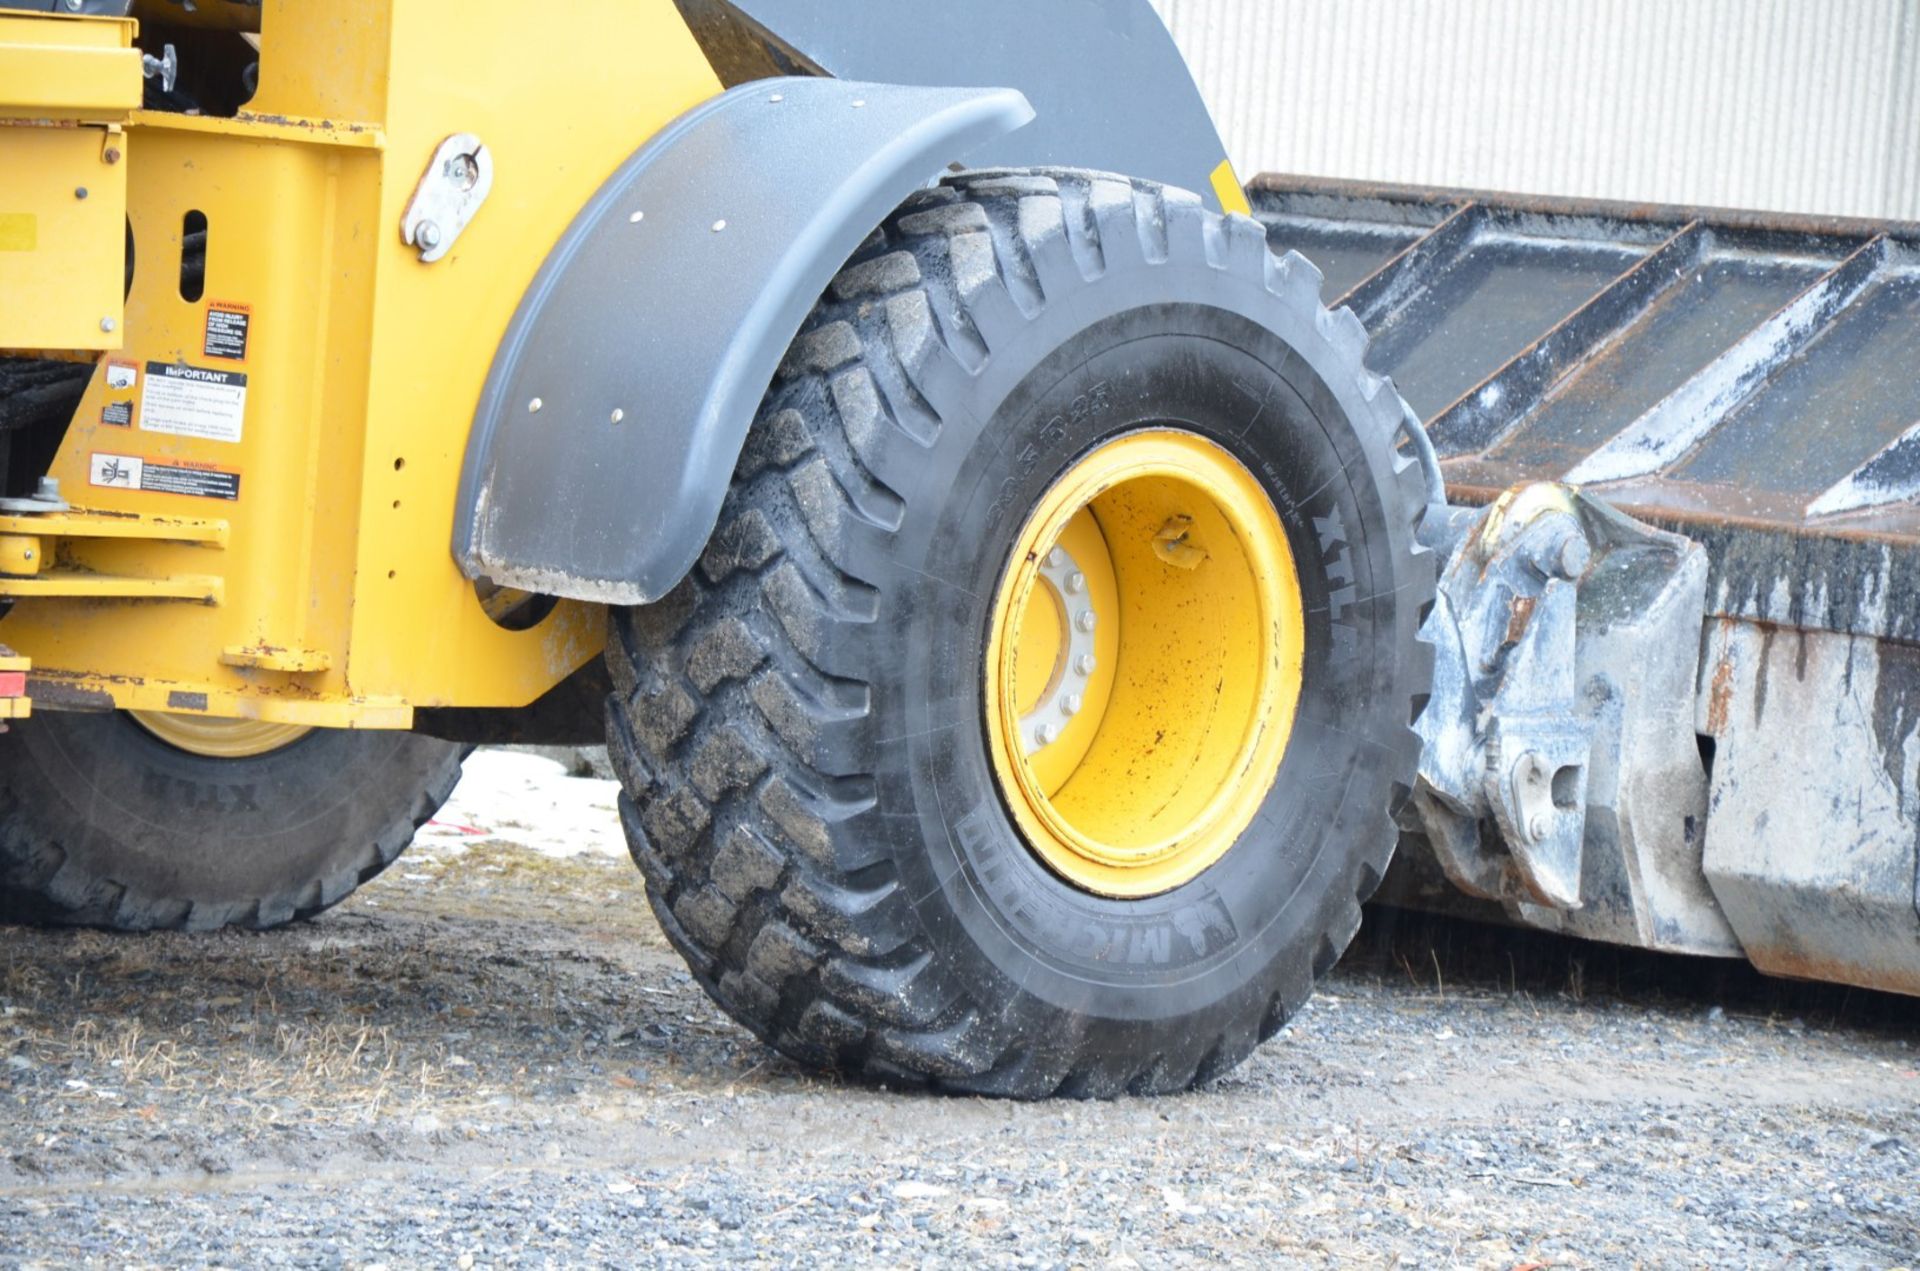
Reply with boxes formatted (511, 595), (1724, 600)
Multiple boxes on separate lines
(416, 748), (628, 861)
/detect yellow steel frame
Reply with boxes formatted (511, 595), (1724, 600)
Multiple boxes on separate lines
(1, 0), (724, 727)
(0, 13), (141, 351)
(0, 12), (141, 119)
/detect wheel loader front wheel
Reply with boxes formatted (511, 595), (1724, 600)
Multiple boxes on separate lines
(0, 711), (464, 931)
(608, 169), (1433, 1097)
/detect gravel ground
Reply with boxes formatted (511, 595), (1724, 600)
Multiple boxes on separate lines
(3, 750), (1916, 1268)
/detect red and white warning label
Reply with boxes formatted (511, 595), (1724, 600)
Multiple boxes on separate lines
(90, 452), (240, 501)
(140, 361), (246, 444)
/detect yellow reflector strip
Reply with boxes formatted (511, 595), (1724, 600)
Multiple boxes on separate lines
(1209, 159), (1252, 218)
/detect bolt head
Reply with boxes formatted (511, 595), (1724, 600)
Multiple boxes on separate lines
(1557, 534), (1591, 579)
(415, 220), (443, 250)
(1035, 722), (1058, 747)
(528, 397), (543, 414)
(1528, 813), (1551, 840)
(1065, 571), (1086, 594)
(1074, 653), (1096, 676)
(1075, 611), (1096, 633)
(445, 154), (479, 189)
(1064, 694), (1083, 716)
(74, 187), (88, 200)
(99, 317), (115, 333)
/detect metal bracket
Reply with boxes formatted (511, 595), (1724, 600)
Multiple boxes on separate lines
(400, 133), (492, 263)
(1413, 485), (1595, 909)
(1411, 482), (1725, 953)
(1483, 717), (1590, 907)
(0, 477), (70, 515)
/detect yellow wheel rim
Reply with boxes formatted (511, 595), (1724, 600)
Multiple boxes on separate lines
(985, 430), (1305, 898)
(128, 710), (313, 759)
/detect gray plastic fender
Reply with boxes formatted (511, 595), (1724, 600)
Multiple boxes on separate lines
(453, 77), (1033, 604)
(718, 0), (1242, 214)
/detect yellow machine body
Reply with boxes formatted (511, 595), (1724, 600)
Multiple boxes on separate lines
(0, 12), (141, 351)
(0, 0), (726, 726)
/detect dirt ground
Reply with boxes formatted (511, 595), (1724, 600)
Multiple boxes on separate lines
(2, 750), (1916, 1268)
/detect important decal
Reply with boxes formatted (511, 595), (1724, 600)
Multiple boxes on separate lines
(203, 302), (251, 361)
(140, 361), (246, 443)
(90, 452), (240, 501)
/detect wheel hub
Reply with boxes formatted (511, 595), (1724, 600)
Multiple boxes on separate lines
(128, 710), (313, 759)
(985, 430), (1305, 899)
(1017, 543), (1101, 755)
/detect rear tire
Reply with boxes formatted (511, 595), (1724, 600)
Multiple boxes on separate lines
(607, 169), (1432, 1096)
(0, 711), (463, 931)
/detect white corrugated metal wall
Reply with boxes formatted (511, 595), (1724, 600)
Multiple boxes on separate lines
(1151, 0), (1920, 219)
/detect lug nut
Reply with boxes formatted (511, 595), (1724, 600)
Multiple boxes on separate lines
(1065, 571), (1086, 594)
(1035, 722), (1059, 746)
(1075, 653), (1096, 675)
(1076, 611), (1096, 633)
(1064, 694), (1083, 716)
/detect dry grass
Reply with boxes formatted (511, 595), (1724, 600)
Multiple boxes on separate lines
(20, 992), (464, 1128)
(0, 837), (695, 1134)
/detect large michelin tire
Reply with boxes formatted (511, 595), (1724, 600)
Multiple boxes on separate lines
(607, 169), (1433, 1097)
(0, 710), (463, 931)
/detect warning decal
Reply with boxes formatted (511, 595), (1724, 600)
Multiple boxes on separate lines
(203, 302), (251, 362)
(100, 400), (132, 427)
(141, 361), (246, 443)
(90, 452), (240, 501)
(104, 361), (137, 390)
